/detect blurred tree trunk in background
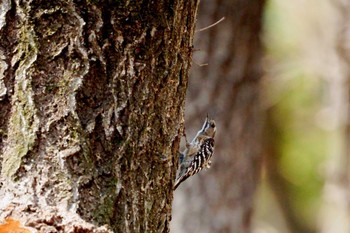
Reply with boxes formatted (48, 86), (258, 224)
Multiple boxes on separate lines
(0, 1), (198, 232)
(172, 0), (266, 233)
(264, 109), (315, 233)
(319, 1), (350, 233)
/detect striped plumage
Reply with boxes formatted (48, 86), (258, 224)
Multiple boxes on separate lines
(174, 137), (215, 190)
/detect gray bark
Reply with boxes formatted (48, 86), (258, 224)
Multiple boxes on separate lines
(0, 1), (199, 232)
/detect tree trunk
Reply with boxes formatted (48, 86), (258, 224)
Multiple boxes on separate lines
(0, 1), (199, 232)
(319, 1), (350, 232)
(172, 0), (265, 233)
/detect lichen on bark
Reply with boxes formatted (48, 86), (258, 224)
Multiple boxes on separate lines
(2, 10), (39, 179)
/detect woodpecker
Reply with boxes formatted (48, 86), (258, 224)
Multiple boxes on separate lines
(174, 116), (216, 190)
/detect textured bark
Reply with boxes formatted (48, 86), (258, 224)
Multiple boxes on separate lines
(0, 0), (199, 232)
(172, 0), (265, 233)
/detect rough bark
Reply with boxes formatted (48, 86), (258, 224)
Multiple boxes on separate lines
(172, 0), (265, 233)
(0, 0), (199, 232)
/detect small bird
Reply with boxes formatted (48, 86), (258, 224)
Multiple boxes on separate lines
(174, 116), (216, 190)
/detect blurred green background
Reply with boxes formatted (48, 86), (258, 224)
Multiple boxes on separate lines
(255, 0), (347, 232)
